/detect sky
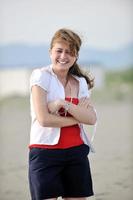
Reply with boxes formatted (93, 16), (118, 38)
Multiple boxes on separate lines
(0, 0), (133, 50)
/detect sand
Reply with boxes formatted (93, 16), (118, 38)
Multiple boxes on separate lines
(0, 97), (132, 200)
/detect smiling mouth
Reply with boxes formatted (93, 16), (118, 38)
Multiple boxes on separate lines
(57, 60), (68, 64)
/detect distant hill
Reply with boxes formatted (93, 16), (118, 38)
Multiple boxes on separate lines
(0, 43), (133, 69)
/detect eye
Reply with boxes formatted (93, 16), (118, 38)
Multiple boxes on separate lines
(65, 50), (71, 55)
(55, 49), (62, 53)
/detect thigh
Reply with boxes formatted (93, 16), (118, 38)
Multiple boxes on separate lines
(29, 148), (65, 199)
(64, 198), (88, 200)
(62, 145), (94, 198)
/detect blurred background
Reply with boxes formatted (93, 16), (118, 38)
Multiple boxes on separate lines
(0, 0), (133, 199)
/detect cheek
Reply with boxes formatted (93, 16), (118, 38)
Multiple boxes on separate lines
(50, 53), (56, 61)
(71, 57), (76, 63)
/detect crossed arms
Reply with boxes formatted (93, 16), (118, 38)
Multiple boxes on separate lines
(31, 85), (97, 127)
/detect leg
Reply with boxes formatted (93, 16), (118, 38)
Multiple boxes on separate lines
(29, 148), (65, 199)
(62, 145), (94, 198)
(43, 199), (57, 200)
(64, 198), (88, 200)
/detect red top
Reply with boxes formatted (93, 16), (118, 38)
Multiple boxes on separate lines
(30, 97), (84, 149)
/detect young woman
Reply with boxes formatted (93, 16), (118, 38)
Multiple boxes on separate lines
(29, 28), (97, 200)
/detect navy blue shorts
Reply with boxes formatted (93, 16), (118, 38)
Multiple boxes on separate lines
(29, 144), (94, 199)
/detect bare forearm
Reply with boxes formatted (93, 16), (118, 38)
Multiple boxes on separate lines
(66, 103), (97, 125)
(38, 113), (78, 127)
(48, 98), (97, 125)
(31, 87), (78, 128)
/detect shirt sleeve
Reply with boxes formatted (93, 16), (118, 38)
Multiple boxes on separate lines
(30, 68), (50, 92)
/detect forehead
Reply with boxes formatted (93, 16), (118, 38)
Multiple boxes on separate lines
(52, 41), (70, 50)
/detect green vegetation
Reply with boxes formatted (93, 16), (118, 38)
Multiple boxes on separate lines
(105, 67), (133, 85)
(92, 67), (133, 103)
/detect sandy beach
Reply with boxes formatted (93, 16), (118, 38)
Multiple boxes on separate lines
(0, 97), (132, 200)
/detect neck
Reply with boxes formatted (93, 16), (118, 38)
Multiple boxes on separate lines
(57, 73), (68, 80)
(55, 70), (68, 79)
(52, 68), (69, 80)
(52, 65), (69, 77)
(59, 75), (69, 87)
(56, 73), (69, 88)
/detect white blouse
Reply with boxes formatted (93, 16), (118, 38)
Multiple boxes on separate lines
(29, 65), (96, 152)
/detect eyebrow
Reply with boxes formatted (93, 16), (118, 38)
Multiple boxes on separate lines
(55, 48), (70, 51)
(55, 48), (63, 50)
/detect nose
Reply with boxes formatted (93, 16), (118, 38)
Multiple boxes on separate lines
(60, 51), (67, 59)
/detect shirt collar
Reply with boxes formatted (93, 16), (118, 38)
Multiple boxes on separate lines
(48, 64), (80, 82)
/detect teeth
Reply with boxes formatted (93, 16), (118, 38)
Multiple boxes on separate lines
(58, 61), (67, 64)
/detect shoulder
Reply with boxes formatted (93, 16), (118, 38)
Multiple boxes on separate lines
(76, 76), (91, 97)
(79, 77), (88, 90)
(31, 65), (51, 76)
(30, 66), (51, 80)
(73, 75), (87, 86)
(30, 65), (52, 91)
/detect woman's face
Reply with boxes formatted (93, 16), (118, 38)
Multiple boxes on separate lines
(50, 41), (77, 74)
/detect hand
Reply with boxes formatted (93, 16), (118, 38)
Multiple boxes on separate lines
(48, 99), (66, 114)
